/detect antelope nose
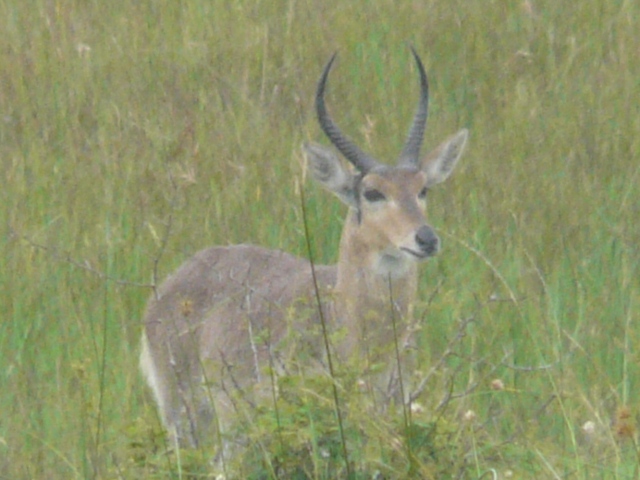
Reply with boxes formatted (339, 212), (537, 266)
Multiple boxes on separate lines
(415, 226), (440, 256)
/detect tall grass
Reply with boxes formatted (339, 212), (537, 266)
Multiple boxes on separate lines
(1, 0), (639, 478)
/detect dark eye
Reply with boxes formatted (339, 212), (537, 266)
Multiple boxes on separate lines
(418, 186), (429, 199)
(363, 189), (386, 202)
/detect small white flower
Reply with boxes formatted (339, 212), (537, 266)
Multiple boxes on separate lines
(490, 379), (505, 391)
(463, 409), (477, 422)
(76, 43), (91, 57)
(582, 420), (596, 436)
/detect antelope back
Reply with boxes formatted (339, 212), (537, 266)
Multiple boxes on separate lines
(140, 245), (337, 446)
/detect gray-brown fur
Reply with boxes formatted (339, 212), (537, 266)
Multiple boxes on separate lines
(140, 48), (469, 448)
(141, 245), (336, 445)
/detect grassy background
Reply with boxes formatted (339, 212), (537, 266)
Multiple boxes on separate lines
(1, 0), (639, 478)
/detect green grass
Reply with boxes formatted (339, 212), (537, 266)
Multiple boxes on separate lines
(2, 0), (639, 478)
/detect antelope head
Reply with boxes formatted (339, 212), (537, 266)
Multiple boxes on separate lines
(305, 47), (468, 277)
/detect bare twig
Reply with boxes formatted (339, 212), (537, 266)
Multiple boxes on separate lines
(10, 144), (183, 297)
(436, 350), (513, 410)
(10, 227), (154, 289)
(299, 181), (351, 476)
(150, 164), (179, 300)
(409, 315), (475, 404)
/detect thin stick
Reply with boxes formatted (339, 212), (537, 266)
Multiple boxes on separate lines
(299, 183), (351, 478)
(387, 274), (413, 467)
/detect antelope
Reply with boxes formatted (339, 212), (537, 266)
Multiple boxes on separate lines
(140, 47), (468, 448)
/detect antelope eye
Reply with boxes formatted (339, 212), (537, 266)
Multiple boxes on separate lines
(418, 186), (429, 199)
(363, 189), (386, 202)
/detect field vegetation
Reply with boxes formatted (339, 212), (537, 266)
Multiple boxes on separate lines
(1, 0), (639, 478)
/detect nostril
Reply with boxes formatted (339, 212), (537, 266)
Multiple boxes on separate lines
(415, 226), (439, 254)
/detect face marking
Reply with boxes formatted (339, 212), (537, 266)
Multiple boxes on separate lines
(363, 188), (386, 203)
(350, 168), (439, 275)
(305, 50), (468, 278)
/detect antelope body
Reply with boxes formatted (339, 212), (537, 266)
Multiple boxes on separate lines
(140, 48), (468, 447)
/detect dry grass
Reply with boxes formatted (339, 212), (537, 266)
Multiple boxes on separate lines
(1, 0), (639, 478)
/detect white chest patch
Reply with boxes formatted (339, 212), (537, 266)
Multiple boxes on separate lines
(375, 249), (412, 278)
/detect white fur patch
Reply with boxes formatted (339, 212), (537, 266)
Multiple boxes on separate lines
(139, 332), (168, 426)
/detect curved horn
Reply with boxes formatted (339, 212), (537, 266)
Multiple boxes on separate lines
(397, 46), (429, 166)
(316, 53), (379, 173)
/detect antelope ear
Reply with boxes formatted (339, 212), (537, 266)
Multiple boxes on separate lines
(421, 129), (468, 186)
(304, 143), (358, 207)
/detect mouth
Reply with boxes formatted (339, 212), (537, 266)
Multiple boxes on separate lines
(400, 247), (434, 260)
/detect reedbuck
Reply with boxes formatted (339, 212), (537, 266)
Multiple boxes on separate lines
(140, 48), (468, 447)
